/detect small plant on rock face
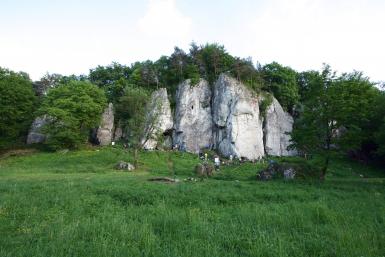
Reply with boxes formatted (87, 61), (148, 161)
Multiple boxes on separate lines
(259, 92), (273, 119)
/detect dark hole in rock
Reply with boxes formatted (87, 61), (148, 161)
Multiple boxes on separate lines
(163, 129), (173, 136)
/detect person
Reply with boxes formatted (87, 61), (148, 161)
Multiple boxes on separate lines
(204, 153), (208, 161)
(229, 154), (233, 162)
(214, 156), (220, 171)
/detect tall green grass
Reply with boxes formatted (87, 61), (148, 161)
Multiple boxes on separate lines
(0, 147), (384, 257)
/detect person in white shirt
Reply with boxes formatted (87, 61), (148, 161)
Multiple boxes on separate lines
(214, 156), (220, 170)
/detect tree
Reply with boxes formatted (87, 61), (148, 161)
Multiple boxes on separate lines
(115, 86), (150, 167)
(363, 89), (385, 162)
(33, 73), (63, 97)
(89, 62), (132, 102)
(262, 62), (299, 112)
(291, 66), (378, 179)
(230, 57), (263, 92)
(375, 118), (385, 158)
(191, 43), (235, 84)
(0, 67), (36, 148)
(38, 80), (107, 150)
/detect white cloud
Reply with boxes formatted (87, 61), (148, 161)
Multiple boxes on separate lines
(1, 0), (384, 81)
(243, 0), (385, 81)
(127, 0), (193, 64)
(137, 0), (192, 39)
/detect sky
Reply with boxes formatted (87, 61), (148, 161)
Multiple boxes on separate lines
(1, 0), (384, 82)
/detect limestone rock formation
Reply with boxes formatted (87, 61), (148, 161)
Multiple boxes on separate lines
(141, 88), (173, 150)
(115, 161), (135, 171)
(212, 74), (265, 160)
(113, 120), (127, 142)
(26, 115), (49, 144)
(195, 162), (214, 177)
(264, 97), (296, 156)
(96, 103), (114, 146)
(113, 126), (123, 141)
(173, 79), (213, 153)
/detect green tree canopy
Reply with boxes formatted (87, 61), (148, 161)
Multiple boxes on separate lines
(291, 65), (379, 178)
(38, 80), (107, 150)
(33, 73), (63, 97)
(365, 89), (385, 161)
(115, 86), (150, 167)
(191, 43), (235, 84)
(0, 67), (36, 148)
(89, 62), (132, 102)
(262, 62), (299, 112)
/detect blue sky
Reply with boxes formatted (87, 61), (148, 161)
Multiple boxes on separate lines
(1, 0), (384, 81)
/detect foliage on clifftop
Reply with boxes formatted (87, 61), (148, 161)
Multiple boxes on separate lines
(1, 43), (384, 164)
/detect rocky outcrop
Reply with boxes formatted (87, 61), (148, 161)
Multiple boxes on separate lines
(212, 74), (265, 160)
(113, 120), (125, 141)
(26, 115), (49, 144)
(113, 126), (123, 141)
(115, 161), (135, 171)
(96, 103), (114, 146)
(264, 97), (296, 156)
(173, 79), (213, 153)
(257, 161), (296, 181)
(195, 162), (214, 177)
(142, 88), (173, 150)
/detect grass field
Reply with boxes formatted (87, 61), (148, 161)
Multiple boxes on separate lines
(0, 147), (384, 257)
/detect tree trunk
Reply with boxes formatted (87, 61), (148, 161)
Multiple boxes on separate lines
(320, 154), (329, 181)
(320, 125), (332, 181)
(134, 148), (139, 169)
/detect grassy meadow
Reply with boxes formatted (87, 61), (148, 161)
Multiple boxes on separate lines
(0, 147), (384, 257)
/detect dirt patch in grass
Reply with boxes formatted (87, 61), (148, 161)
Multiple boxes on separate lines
(0, 148), (38, 159)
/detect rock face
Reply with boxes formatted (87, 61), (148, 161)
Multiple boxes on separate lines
(264, 97), (296, 156)
(115, 161), (135, 171)
(212, 74), (265, 160)
(96, 103), (114, 146)
(195, 162), (214, 177)
(142, 88), (174, 150)
(113, 120), (124, 141)
(26, 116), (49, 144)
(257, 162), (297, 181)
(173, 79), (213, 153)
(113, 126), (123, 141)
